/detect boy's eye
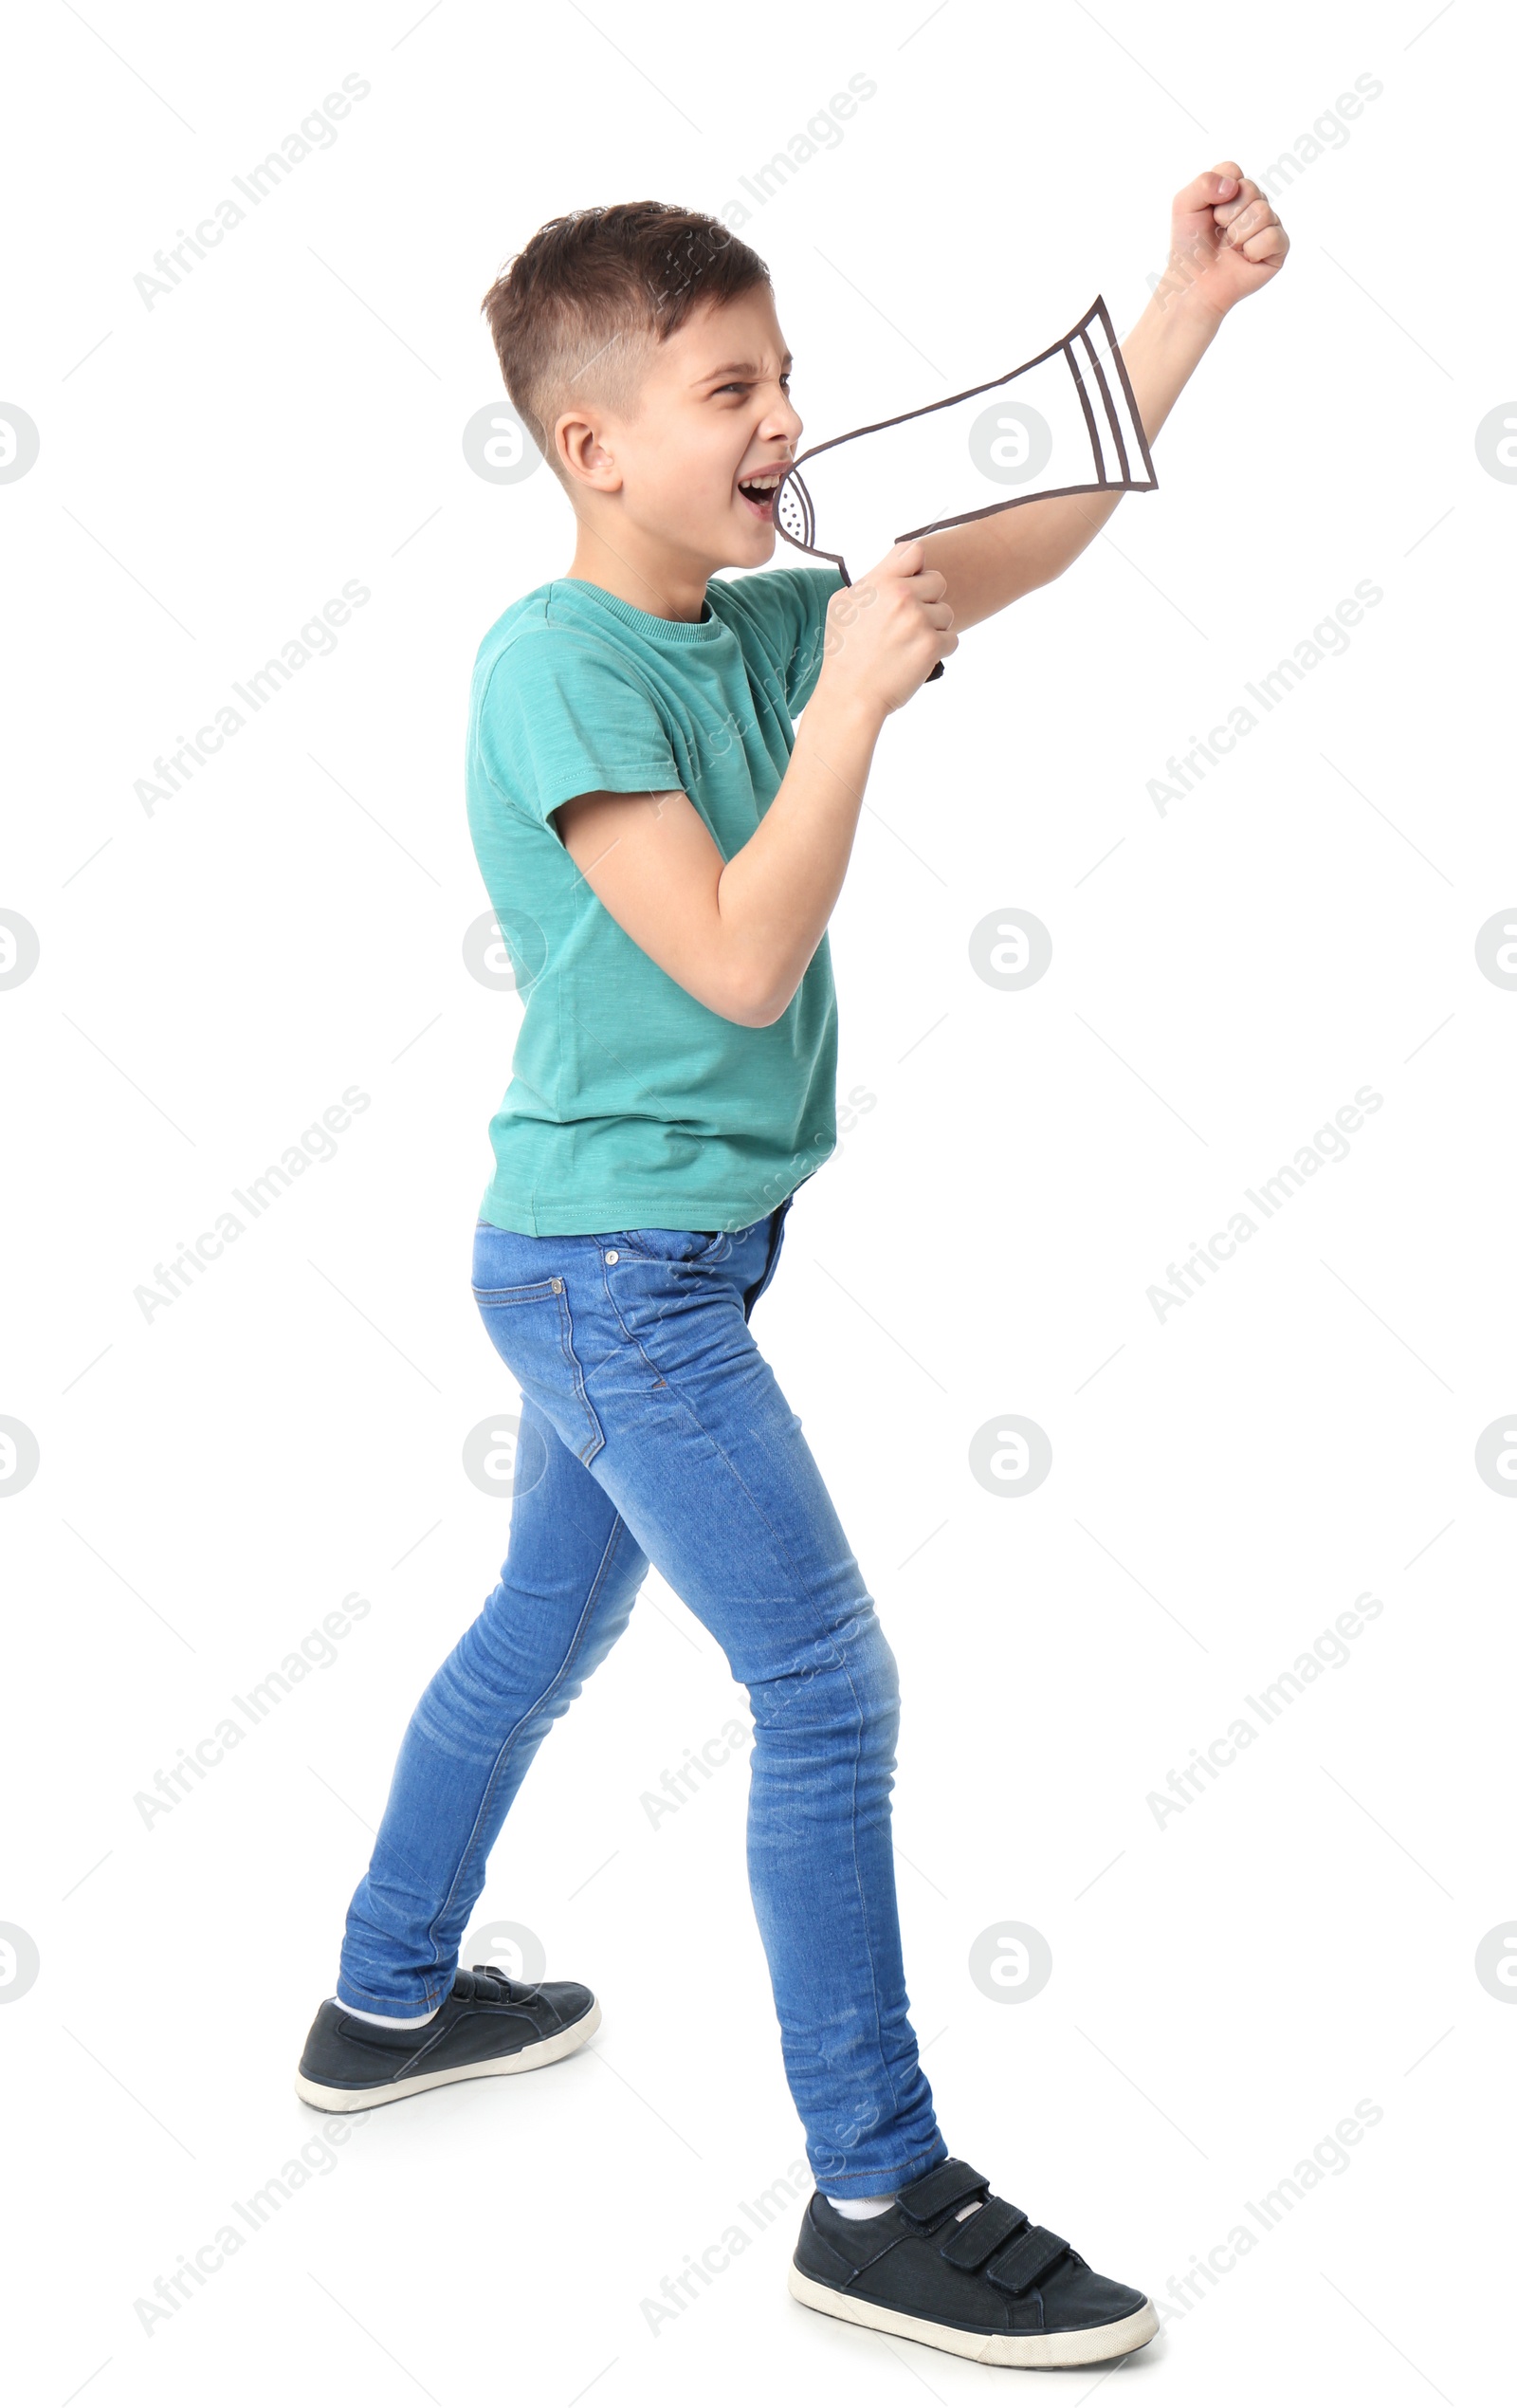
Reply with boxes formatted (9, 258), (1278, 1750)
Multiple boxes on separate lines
(717, 375), (792, 396)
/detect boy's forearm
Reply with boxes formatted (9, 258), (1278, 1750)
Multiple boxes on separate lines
(918, 291), (1223, 629)
(716, 679), (883, 1025)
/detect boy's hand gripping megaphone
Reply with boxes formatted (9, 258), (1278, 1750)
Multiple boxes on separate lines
(774, 295), (1157, 681)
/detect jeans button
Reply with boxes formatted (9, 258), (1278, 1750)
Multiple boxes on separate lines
(605, 1250), (619, 1264)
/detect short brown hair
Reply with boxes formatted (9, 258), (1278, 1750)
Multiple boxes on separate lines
(481, 202), (771, 484)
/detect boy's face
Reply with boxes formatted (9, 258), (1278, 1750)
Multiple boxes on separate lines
(563, 285), (804, 575)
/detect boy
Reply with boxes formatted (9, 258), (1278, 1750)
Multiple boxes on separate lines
(296, 173), (1287, 2367)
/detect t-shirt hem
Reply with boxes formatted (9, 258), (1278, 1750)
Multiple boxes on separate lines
(477, 1186), (803, 1238)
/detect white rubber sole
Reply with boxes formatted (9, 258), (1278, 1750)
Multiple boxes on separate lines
(788, 2265), (1160, 2368)
(293, 1997), (601, 2112)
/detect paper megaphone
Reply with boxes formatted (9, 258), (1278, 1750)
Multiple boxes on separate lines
(775, 295), (1157, 679)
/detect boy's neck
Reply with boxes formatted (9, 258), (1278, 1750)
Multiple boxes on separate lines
(562, 521), (714, 625)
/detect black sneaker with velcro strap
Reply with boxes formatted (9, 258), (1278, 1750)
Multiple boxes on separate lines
(790, 2154), (1159, 2367)
(294, 1962), (600, 2113)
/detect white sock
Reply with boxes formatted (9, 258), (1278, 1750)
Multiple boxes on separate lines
(826, 2191), (986, 2222)
(332, 1992), (439, 2030)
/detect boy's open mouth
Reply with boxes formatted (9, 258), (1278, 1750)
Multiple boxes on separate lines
(737, 467), (787, 519)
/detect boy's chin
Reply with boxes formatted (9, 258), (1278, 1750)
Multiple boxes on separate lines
(679, 503), (777, 576)
(714, 512), (777, 568)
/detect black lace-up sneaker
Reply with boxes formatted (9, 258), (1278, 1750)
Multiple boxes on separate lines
(294, 1963), (600, 2113)
(790, 2155), (1158, 2368)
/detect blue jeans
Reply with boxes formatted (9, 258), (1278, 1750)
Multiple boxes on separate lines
(338, 1199), (947, 2197)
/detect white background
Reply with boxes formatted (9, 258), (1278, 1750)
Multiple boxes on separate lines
(4, 2), (1512, 2401)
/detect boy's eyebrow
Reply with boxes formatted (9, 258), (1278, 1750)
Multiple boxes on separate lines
(694, 353), (794, 385)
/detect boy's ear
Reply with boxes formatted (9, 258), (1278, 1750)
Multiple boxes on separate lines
(557, 412), (622, 493)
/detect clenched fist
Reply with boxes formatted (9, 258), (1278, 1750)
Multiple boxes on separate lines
(1156, 164), (1290, 320)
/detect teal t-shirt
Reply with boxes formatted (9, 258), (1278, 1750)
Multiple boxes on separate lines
(466, 564), (847, 1236)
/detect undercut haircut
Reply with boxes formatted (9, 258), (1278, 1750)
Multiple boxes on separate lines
(481, 202), (772, 487)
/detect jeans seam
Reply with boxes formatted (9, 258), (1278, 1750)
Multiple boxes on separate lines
(553, 1284), (606, 1464)
(424, 1509), (637, 1969)
(597, 1304), (813, 1624)
(839, 1641), (902, 2125)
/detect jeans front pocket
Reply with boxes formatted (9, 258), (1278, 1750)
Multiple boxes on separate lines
(608, 1227), (732, 1266)
(471, 1273), (606, 1468)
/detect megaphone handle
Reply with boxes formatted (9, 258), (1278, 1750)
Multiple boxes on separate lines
(926, 659), (945, 682)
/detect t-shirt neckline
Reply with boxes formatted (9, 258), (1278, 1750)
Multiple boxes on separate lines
(550, 577), (729, 647)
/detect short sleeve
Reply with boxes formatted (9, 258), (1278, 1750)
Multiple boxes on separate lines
(715, 563), (846, 718)
(475, 626), (683, 832)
